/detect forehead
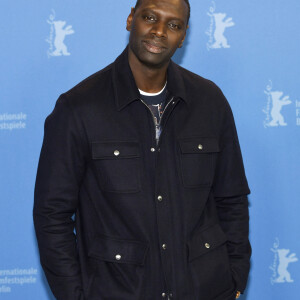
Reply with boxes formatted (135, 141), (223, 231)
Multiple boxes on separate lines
(136, 0), (188, 20)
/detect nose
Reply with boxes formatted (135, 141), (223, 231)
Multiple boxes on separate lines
(151, 21), (167, 39)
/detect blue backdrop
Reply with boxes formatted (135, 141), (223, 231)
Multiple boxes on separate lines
(0, 0), (299, 299)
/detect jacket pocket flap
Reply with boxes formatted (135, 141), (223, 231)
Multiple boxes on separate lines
(179, 137), (220, 154)
(92, 141), (140, 159)
(187, 224), (227, 262)
(88, 236), (149, 265)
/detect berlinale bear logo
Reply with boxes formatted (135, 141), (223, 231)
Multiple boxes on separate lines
(206, 1), (235, 50)
(270, 238), (298, 284)
(46, 9), (75, 57)
(263, 80), (292, 127)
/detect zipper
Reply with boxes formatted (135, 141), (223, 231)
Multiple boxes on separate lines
(140, 97), (176, 299)
(140, 97), (175, 146)
(140, 98), (160, 144)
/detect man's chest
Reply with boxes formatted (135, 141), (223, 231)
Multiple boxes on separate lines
(82, 98), (220, 197)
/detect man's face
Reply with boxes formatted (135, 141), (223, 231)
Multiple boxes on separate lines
(127, 0), (189, 68)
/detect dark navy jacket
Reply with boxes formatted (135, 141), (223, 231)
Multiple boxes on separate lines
(33, 47), (251, 300)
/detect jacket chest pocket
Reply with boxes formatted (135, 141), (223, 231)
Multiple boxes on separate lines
(178, 137), (220, 188)
(92, 141), (141, 193)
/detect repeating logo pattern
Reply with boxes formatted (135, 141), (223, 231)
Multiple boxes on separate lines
(206, 1), (235, 50)
(0, 268), (38, 294)
(270, 238), (298, 284)
(296, 100), (300, 125)
(46, 9), (75, 57)
(263, 80), (292, 128)
(0, 112), (27, 130)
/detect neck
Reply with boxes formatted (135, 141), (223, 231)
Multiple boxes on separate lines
(128, 47), (168, 93)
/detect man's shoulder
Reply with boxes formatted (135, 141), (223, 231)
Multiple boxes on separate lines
(174, 63), (222, 94)
(173, 62), (226, 104)
(64, 62), (114, 99)
(52, 61), (117, 116)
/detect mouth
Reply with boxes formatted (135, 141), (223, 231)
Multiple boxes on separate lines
(142, 41), (167, 54)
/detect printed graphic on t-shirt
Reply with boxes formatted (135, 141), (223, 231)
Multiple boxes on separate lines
(148, 103), (164, 141)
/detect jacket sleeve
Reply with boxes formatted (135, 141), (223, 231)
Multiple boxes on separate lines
(33, 94), (87, 300)
(212, 89), (251, 294)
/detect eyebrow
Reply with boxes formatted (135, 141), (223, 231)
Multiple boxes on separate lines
(139, 8), (184, 23)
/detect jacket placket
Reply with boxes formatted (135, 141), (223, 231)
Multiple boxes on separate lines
(140, 95), (181, 299)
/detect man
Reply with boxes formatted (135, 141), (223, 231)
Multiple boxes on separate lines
(33, 0), (251, 299)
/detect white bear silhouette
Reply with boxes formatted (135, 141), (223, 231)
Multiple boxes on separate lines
(267, 91), (292, 126)
(274, 249), (298, 283)
(211, 13), (235, 49)
(51, 20), (74, 56)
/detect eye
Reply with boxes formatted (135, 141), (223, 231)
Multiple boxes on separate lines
(168, 23), (181, 30)
(143, 15), (156, 22)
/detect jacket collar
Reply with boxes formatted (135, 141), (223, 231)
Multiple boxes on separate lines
(112, 46), (189, 111)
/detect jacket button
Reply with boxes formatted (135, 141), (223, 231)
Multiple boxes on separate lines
(114, 150), (120, 156)
(162, 292), (166, 297)
(162, 244), (167, 250)
(157, 195), (163, 201)
(198, 144), (203, 150)
(151, 148), (156, 152)
(205, 243), (210, 249)
(115, 254), (121, 260)
(169, 293), (173, 298)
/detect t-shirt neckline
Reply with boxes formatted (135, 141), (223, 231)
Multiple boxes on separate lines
(138, 81), (167, 97)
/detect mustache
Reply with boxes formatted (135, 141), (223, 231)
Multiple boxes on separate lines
(142, 39), (168, 49)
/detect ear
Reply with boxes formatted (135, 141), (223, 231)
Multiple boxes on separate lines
(126, 7), (135, 31)
(178, 25), (189, 48)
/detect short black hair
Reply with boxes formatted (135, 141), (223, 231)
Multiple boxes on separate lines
(134, 0), (191, 24)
